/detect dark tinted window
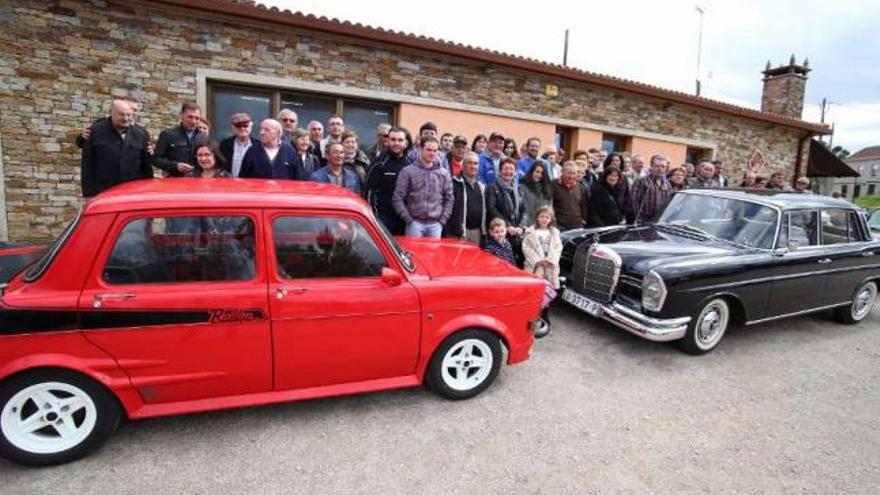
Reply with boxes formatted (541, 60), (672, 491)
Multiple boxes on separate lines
(104, 216), (256, 284)
(273, 216), (386, 279)
(210, 86), (272, 142)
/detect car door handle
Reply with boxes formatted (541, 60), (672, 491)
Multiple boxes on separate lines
(817, 258), (832, 264)
(93, 293), (136, 308)
(275, 287), (308, 299)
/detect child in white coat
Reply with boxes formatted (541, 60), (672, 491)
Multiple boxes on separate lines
(521, 206), (562, 338)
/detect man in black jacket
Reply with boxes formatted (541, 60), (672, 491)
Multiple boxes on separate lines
(366, 127), (410, 235)
(218, 112), (258, 177)
(153, 101), (207, 177)
(444, 152), (486, 244)
(81, 99), (153, 198)
(75, 95), (147, 150)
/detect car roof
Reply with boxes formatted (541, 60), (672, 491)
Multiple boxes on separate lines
(682, 188), (858, 210)
(84, 179), (372, 216)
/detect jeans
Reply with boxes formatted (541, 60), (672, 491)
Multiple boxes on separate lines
(405, 220), (443, 238)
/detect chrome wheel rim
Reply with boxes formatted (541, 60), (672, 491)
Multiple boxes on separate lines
(852, 283), (877, 321)
(441, 339), (494, 391)
(1, 382), (97, 455)
(696, 299), (729, 350)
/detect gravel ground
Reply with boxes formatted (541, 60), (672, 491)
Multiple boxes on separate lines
(2, 302), (879, 494)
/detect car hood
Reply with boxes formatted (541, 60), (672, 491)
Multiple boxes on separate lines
(572, 225), (740, 276)
(398, 238), (531, 279)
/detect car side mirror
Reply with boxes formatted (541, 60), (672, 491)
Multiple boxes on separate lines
(772, 247), (788, 257)
(381, 267), (403, 286)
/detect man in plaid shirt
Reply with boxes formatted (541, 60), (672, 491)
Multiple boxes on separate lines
(630, 155), (673, 224)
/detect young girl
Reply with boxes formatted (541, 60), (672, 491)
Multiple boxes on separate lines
(522, 206), (562, 339)
(483, 218), (516, 265)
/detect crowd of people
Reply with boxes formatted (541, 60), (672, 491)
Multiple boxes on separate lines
(79, 96), (816, 293)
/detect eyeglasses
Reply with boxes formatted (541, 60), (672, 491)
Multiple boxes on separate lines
(233, 121), (251, 128)
(281, 118), (296, 123)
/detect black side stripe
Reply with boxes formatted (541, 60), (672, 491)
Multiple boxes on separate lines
(0, 309), (265, 336)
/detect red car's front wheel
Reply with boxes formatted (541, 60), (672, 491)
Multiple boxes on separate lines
(427, 329), (502, 400)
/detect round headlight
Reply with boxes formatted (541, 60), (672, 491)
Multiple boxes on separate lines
(642, 270), (667, 311)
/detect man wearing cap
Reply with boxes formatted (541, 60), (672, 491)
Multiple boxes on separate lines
(794, 177), (812, 194)
(407, 121), (449, 170)
(219, 113), (258, 178)
(447, 135), (469, 177)
(477, 132), (507, 184)
(517, 137), (552, 180)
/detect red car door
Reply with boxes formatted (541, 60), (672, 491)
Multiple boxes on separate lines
(77, 210), (273, 405)
(264, 210), (421, 391)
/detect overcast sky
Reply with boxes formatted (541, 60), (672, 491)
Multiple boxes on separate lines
(265, 0), (880, 153)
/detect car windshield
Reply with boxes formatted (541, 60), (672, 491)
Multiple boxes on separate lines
(868, 210), (880, 234)
(658, 193), (779, 249)
(371, 212), (414, 272)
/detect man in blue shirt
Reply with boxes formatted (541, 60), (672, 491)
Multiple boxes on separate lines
(477, 132), (507, 184)
(516, 137), (551, 180)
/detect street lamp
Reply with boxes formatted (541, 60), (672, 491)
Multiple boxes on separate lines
(695, 5), (705, 96)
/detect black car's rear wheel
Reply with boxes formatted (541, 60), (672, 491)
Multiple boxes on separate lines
(678, 298), (730, 355)
(834, 281), (877, 324)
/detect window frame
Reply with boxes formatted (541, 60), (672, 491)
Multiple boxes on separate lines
(264, 209), (399, 283)
(100, 209), (263, 287)
(207, 81), (397, 147)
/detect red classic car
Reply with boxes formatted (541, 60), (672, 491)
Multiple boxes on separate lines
(0, 179), (544, 465)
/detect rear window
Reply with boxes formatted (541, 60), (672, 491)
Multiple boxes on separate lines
(24, 212), (80, 282)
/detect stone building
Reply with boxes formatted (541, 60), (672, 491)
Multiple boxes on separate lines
(0, 0), (830, 241)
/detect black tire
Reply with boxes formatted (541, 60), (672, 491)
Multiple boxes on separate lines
(427, 329), (503, 400)
(833, 281), (877, 324)
(677, 297), (731, 355)
(0, 369), (121, 466)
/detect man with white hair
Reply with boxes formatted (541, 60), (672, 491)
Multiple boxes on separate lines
(81, 99), (153, 198)
(277, 108), (298, 144)
(239, 118), (304, 180)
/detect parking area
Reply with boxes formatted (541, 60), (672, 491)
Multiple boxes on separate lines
(2, 302), (879, 493)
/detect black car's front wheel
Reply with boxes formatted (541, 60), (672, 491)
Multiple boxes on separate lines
(678, 298), (730, 355)
(834, 281), (877, 324)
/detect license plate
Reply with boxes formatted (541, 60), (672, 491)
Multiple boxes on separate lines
(562, 290), (604, 317)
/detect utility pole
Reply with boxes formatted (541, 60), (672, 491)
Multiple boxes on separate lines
(695, 6), (705, 96)
(820, 97), (828, 123)
(563, 29), (569, 66)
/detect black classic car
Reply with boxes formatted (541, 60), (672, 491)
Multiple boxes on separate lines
(560, 189), (880, 354)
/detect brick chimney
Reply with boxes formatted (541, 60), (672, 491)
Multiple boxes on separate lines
(760, 55), (810, 119)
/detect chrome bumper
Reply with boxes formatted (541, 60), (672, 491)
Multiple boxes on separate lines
(563, 293), (690, 342)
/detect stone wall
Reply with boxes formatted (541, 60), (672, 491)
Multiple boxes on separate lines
(0, 0), (810, 241)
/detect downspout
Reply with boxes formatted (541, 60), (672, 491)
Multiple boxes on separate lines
(793, 132), (812, 187)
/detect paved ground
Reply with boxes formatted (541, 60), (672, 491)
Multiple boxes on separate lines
(3, 302), (879, 494)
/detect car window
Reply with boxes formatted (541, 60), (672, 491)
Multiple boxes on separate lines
(779, 210), (819, 248)
(103, 216), (256, 284)
(821, 209), (857, 245)
(273, 216), (386, 279)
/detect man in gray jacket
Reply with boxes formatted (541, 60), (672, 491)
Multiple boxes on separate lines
(392, 137), (454, 238)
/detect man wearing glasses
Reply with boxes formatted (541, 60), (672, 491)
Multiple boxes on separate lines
(219, 113), (258, 178)
(277, 109), (298, 145)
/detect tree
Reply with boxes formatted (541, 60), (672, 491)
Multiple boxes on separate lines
(818, 140), (850, 159)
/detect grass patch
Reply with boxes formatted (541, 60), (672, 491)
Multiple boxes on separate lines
(854, 195), (880, 209)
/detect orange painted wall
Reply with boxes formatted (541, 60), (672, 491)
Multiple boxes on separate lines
(630, 137), (687, 168)
(570, 129), (603, 154)
(398, 103), (555, 152)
